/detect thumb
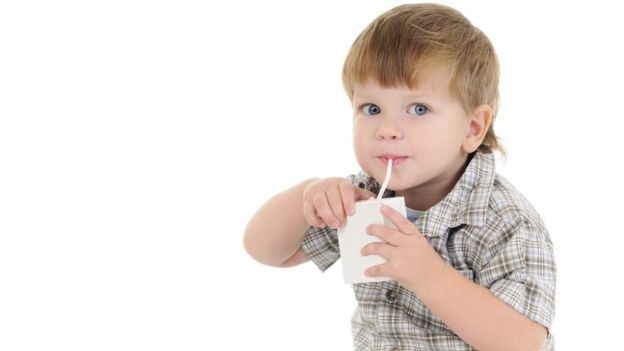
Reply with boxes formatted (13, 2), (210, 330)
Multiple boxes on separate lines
(354, 186), (377, 201)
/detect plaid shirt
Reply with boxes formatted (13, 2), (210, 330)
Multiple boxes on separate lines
(302, 150), (556, 351)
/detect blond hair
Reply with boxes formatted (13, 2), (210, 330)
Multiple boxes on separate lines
(342, 3), (505, 157)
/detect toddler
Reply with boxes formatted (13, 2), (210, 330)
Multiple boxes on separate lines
(244, 3), (556, 350)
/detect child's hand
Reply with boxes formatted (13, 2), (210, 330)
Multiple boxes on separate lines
(362, 204), (447, 296)
(302, 177), (376, 229)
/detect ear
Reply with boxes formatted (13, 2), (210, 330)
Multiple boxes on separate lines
(462, 104), (493, 153)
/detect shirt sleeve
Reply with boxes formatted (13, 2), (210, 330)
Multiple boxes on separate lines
(301, 225), (340, 272)
(475, 219), (557, 331)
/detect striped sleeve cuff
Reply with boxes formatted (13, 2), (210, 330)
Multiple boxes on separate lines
(301, 225), (340, 272)
(489, 272), (556, 330)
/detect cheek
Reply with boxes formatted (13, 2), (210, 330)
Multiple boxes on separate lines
(407, 124), (439, 151)
(353, 131), (366, 159)
(353, 123), (372, 163)
(352, 121), (364, 144)
(406, 125), (456, 160)
(421, 119), (462, 146)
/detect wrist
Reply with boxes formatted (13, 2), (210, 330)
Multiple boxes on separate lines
(412, 259), (450, 299)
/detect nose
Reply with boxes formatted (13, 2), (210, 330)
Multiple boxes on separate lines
(376, 117), (404, 140)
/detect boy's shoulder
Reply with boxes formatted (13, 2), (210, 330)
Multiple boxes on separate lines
(489, 173), (547, 232)
(484, 173), (553, 254)
(460, 150), (552, 249)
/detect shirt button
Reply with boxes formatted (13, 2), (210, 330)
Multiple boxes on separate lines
(385, 289), (398, 303)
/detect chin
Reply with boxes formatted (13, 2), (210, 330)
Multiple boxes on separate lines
(381, 181), (403, 193)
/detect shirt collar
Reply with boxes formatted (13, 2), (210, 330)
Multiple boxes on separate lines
(352, 149), (496, 237)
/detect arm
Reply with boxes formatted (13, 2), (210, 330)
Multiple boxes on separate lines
(243, 178), (318, 267)
(363, 205), (552, 351)
(417, 266), (547, 351)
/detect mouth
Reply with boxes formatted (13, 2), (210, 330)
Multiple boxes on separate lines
(378, 155), (409, 166)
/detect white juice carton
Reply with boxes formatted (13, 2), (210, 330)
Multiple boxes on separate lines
(337, 196), (406, 284)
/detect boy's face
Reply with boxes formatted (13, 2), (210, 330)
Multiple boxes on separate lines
(351, 66), (481, 199)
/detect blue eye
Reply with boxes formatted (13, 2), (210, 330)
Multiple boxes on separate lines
(362, 103), (381, 116)
(408, 104), (429, 116)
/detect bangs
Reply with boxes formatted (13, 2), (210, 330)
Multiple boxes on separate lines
(342, 15), (452, 99)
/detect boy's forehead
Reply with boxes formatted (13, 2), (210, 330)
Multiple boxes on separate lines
(353, 67), (452, 98)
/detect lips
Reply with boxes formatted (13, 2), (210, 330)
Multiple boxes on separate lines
(380, 154), (406, 159)
(378, 155), (408, 166)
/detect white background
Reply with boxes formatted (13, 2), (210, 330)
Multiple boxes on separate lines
(1, 0), (622, 350)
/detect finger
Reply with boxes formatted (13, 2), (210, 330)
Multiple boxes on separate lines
(366, 223), (405, 246)
(339, 181), (355, 216)
(380, 204), (420, 235)
(313, 193), (340, 229)
(361, 241), (394, 260)
(354, 186), (377, 202)
(326, 187), (347, 227)
(365, 262), (393, 279)
(303, 200), (326, 228)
